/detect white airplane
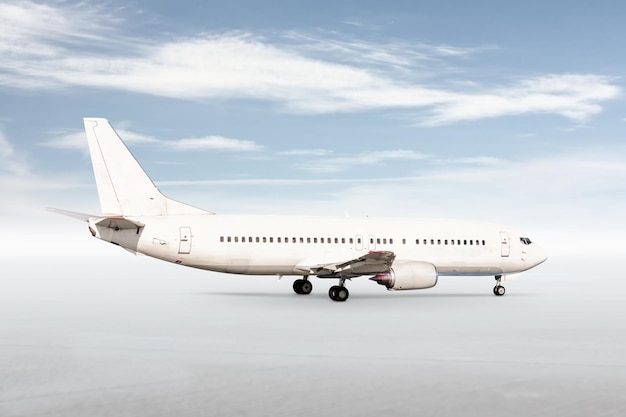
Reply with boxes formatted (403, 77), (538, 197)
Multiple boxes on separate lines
(51, 118), (547, 302)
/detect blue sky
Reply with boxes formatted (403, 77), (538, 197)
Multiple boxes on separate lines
(1, 0), (625, 259)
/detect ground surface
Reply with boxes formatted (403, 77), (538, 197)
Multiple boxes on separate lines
(1, 254), (624, 417)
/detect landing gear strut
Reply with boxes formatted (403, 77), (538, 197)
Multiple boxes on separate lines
(328, 278), (349, 302)
(293, 276), (313, 295)
(493, 275), (505, 296)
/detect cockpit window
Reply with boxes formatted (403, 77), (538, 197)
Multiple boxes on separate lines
(520, 237), (532, 245)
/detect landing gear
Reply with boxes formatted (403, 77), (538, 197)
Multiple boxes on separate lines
(329, 285), (349, 302)
(328, 277), (349, 302)
(493, 275), (505, 296)
(293, 276), (313, 295)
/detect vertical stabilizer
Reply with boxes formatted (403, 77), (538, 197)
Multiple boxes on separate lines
(84, 118), (210, 216)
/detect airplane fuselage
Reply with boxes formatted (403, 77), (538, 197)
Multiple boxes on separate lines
(90, 214), (545, 278)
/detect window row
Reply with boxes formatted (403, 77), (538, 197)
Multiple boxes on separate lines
(219, 236), (487, 246)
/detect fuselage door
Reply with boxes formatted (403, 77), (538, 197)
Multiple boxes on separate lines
(179, 227), (192, 254)
(499, 231), (510, 257)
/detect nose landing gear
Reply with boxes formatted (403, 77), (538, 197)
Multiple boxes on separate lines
(493, 275), (505, 296)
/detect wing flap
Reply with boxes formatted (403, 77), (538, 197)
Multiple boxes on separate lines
(297, 251), (396, 278)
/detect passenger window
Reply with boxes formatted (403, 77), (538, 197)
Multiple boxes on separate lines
(437, 239), (441, 245)
(307, 237), (311, 243)
(220, 236), (224, 242)
(463, 240), (467, 245)
(227, 236), (231, 242)
(402, 239), (406, 244)
(416, 239), (420, 245)
(482, 240), (485, 245)
(342, 238), (345, 244)
(423, 239), (427, 245)
(444, 239), (448, 245)
(430, 239), (434, 245)
(314, 238), (318, 243)
(390, 239), (393, 244)
(277, 237), (281, 243)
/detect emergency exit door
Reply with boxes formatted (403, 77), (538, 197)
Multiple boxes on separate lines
(178, 227), (192, 254)
(499, 231), (510, 257)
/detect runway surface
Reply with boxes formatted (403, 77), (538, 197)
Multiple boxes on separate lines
(1, 254), (624, 416)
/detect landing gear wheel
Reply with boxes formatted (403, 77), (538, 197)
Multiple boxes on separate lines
(300, 280), (313, 295)
(329, 286), (338, 300)
(493, 285), (506, 296)
(329, 285), (349, 302)
(293, 279), (313, 295)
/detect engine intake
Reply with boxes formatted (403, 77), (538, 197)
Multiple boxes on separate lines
(370, 261), (438, 290)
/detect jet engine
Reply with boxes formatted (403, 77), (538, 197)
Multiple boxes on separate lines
(370, 261), (438, 290)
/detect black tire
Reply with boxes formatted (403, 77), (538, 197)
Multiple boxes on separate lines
(293, 279), (304, 294)
(328, 286), (339, 301)
(494, 285), (506, 296)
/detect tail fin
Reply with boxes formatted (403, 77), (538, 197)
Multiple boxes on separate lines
(84, 118), (211, 216)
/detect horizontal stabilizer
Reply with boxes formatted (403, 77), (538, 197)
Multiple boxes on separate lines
(47, 207), (96, 222)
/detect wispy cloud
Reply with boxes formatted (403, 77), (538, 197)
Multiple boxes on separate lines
(44, 127), (261, 153)
(0, 129), (27, 176)
(166, 136), (263, 151)
(0, 2), (621, 125)
(280, 148), (333, 156)
(298, 149), (432, 173)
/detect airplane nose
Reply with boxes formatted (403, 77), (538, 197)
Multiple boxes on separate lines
(533, 245), (548, 267)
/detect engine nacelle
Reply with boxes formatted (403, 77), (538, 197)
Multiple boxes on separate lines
(370, 261), (438, 291)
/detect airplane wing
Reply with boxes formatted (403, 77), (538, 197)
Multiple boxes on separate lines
(296, 251), (396, 278)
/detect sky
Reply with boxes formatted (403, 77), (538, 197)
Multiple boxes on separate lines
(2, 3), (626, 415)
(1, 0), (625, 261)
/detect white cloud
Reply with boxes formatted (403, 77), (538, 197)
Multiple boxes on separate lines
(0, 2), (621, 124)
(296, 149), (432, 173)
(44, 127), (260, 153)
(0, 129), (27, 176)
(280, 149), (333, 156)
(167, 136), (263, 151)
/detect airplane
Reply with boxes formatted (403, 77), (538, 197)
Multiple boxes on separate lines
(50, 118), (547, 302)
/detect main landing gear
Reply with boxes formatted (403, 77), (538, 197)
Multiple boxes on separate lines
(328, 278), (349, 302)
(293, 276), (350, 301)
(493, 275), (505, 296)
(293, 276), (313, 295)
